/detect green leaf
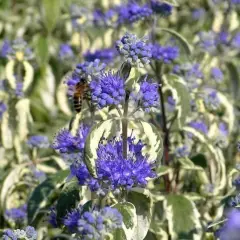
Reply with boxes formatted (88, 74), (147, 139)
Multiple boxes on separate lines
(183, 126), (226, 193)
(226, 62), (240, 99)
(191, 154), (208, 168)
(178, 158), (204, 171)
(119, 62), (132, 81)
(1, 164), (25, 210)
(27, 169), (69, 224)
(164, 195), (202, 240)
(15, 98), (32, 141)
(128, 191), (153, 240)
(34, 34), (49, 66)
(157, 28), (192, 58)
(56, 180), (80, 224)
(112, 202), (137, 240)
(42, 0), (61, 33)
(84, 119), (114, 177)
(1, 111), (13, 149)
(129, 120), (163, 163)
(164, 74), (191, 130)
(156, 166), (172, 177)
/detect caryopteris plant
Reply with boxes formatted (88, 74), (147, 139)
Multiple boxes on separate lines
(0, 0), (240, 240)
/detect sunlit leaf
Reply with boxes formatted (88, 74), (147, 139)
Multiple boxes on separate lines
(163, 195), (202, 240)
(112, 202), (137, 240)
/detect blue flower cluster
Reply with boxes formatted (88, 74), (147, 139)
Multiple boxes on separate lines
(174, 63), (203, 89)
(53, 124), (90, 154)
(1, 40), (11, 58)
(192, 8), (205, 20)
(3, 226), (37, 240)
(6, 38), (33, 61)
(65, 59), (106, 97)
(58, 44), (74, 61)
(48, 207), (58, 228)
(175, 145), (190, 158)
(204, 90), (220, 111)
(137, 80), (159, 112)
(198, 30), (240, 53)
(150, 0), (173, 16)
(189, 120), (208, 135)
(5, 204), (27, 223)
(93, 8), (119, 27)
(151, 43), (179, 63)
(217, 209), (240, 240)
(71, 137), (156, 195)
(15, 82), (24, 98)
(116, 32), (152, 67)
(125, 2), (153, 23)
(0, 101), (7, 120)
(211, 67), (224, 82)
(27, 135), (49, 148)
(64, 206), (122, 239)
(84, 48), (117, 63)
(90, 71), (125, 109)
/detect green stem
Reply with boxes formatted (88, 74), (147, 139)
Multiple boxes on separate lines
(122, 92), (130, 159)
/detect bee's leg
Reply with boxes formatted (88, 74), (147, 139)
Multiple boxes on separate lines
(69, 117), (75, 131)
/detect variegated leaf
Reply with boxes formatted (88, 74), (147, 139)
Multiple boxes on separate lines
(112, 202), (137, 240)
(163, 195), (202, 240)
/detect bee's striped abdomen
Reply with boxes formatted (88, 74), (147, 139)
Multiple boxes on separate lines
(73, 94), (82, 113)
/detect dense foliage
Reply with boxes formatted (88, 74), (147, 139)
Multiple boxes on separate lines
(0, 0), (240, 239)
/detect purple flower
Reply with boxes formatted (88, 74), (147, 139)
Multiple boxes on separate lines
(90, 71), (125, 109)
(151, 43), (179, 63)
(175, 145), (190, 158)
(5, 204), (27, 223)
(229, 194), (240, 207)
(27, 135), (49, 148)
(1, 40), (12, 58)
(198, 31), (217, 52)
(137, 79), (159, 112)
(232, 32), (240, 49)
(232, 0), (240, 4)
(189, 120), (208, 135)
(116, 32), (152, 66)
(219, 122), (228, 136)
(211, 67), (224, 82)
(73, 137), (156, 194)
(0, 102), (7, 120)
(84, 48), (117, 63)
(59, 44), (74, 61)
(93, 9), (118, 27)
(150, 0), (173, 16)
(192, 8), (205, 20)
(52, 124), (90, 154)
(48, 207), (58, 228)
(64, 208), (81, 232)
(64, 206), (122, 238)
(15, 82), (24, 98)
(204, 90), (220, 111)
(3, 229), (17, 240)
(218, 31), (230, 45)
(127, 2), (153, 23)
(25, 226), (37, 239)
(218, 209), (240, 240)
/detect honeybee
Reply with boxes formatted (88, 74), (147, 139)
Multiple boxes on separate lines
(73, 78), (90, 113)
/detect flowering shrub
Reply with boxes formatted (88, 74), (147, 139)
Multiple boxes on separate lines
(0, 0), (240, 239)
